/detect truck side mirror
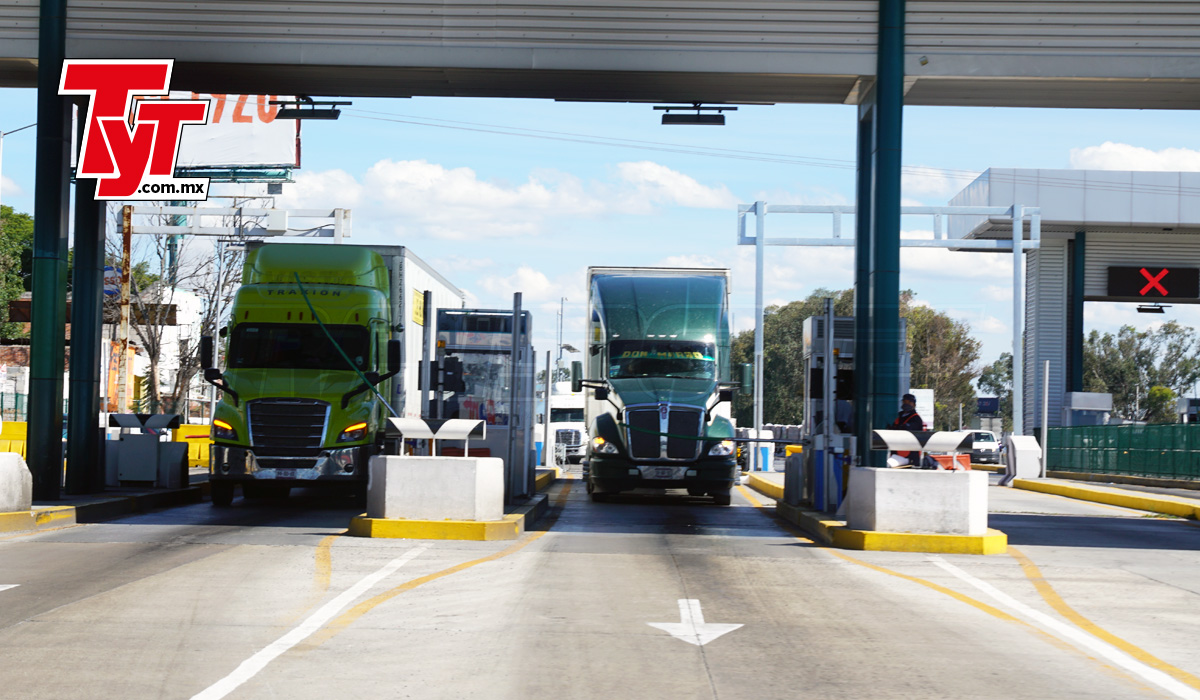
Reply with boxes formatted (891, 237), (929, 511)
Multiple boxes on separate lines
(200, 335), (214, 370)
(571, 361), (583, 393)
(740, 363), (753, 395)
(594, 386), (609, 401)
(387, 339), (401, 373)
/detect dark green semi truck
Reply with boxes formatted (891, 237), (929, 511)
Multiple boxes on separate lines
(575, 267), (739, 505)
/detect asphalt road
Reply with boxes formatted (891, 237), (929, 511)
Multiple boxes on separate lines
(0, 478), (1198, 699)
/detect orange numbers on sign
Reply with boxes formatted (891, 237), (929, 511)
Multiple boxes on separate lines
(190, 93), (280, 124)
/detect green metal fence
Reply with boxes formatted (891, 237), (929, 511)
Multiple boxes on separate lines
(1, 393), (28, 422)
(1047, 425), (1200, 480)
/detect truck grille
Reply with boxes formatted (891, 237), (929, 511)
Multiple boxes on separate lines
(556, 429), (583, 446)
(626, 406), (703, 461)
(248, 398), (329, 450)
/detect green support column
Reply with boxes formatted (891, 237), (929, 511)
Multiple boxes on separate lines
(66, 104), (106, 494)
(28, 0), (71, 500)
(854, 98), (875, 463)
(1069, 232), (1086, 392)
(869, 0), (906, 466)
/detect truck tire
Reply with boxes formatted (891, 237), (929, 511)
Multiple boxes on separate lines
(711, 490), (732, 506)
(211, 481), (235, 507)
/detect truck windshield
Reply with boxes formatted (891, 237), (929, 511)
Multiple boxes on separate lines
(608, 340), (716, 380)
(550, 408), (584, 422)
(229, 323), (370, 371)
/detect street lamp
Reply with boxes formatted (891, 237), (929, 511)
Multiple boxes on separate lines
(0, 122), (36, 223)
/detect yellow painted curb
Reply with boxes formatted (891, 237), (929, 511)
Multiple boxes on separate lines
(1014, 478), (1200, 519)
(746, 472), (784, 501)
(535, 466), (561, 493)
(0, 506), (76, 534)
(774, 500), (1007, 555)
(349, 513), (524, 541)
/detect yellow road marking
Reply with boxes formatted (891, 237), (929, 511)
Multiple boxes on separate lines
(1009, 546), (1200, 691)
(303, 479), (574, 649)
(314, 533), (341, 593)
(736, 485), (1018, 621)
(734, 485), (1166, 691)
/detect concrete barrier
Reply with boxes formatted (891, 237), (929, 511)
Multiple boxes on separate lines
(847, 467), (988, 535)
(367, 455), (504, 522)
(0, 452), (33, 513)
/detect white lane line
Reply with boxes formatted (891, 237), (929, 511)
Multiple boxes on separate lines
(929, 556), (1200, 700)
(0, 585), (18, 593)
(191, 545), (429, 700)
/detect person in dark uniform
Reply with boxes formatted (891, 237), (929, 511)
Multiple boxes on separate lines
(887, 393), (925, 468)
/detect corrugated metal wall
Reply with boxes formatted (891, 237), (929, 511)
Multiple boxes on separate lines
(908, 1), (1200, 57)
(1084, 234), (1200, 298)
(62, 1), (879, 52)
(1025, 241), (1068, 430)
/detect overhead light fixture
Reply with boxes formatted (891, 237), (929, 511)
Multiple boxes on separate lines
(271, 96), (351, 120)
(1137, 304), (1169, 314)
(654, 102), (736, 126)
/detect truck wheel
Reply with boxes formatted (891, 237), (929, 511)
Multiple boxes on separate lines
(211, 481), (235, 507)
(711, 490), (732, 506)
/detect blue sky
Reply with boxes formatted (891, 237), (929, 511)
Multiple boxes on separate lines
(4, 87), (1200, 374)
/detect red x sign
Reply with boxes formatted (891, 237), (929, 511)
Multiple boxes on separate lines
(1140, 268), (1169, 296)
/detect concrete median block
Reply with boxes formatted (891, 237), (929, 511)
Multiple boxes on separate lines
(367, 455), (504, 521)
(847, 467), (988, 535)
(0, 452), (33, 514)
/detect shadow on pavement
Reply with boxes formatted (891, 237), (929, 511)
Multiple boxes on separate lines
(991, 512), (1200, 550)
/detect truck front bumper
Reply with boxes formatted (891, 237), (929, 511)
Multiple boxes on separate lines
(586, 455), (738, 493)
(210, 444), (370, 482)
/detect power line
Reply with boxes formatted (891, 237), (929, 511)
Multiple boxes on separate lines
(343, 107), (1200, 198)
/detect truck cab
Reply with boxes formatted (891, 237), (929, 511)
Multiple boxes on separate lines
(577, 268), (738, 505)
(204, 245), (399, 506)
(547, 382), (587, 464)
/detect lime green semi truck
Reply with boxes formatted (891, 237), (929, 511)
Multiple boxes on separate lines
(574, 267), (740, 505)
(200, 242), (463, 506)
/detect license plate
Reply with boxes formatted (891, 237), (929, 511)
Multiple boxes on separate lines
(653, 467), (678, 480)
(275, 468), (295, 479)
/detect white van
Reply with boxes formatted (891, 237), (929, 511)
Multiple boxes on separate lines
(970, 430), (1001, 464)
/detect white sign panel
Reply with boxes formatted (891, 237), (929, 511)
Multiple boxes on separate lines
(910, 389), (935, 431)
(159, 92), (299, 169)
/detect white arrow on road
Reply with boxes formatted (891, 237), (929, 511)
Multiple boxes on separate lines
(0, 585), (18, 593)
(647, 599), (743, 646)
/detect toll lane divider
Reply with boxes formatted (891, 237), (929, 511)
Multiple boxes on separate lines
(1014, 478), (1200, 519)
(350, 467), (560, 541)
(349, 492), (550, 541)
(745, 472), (1008, 555)
(0, 484), (207, 534)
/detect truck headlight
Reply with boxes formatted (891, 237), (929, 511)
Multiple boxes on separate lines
(708, 440), (735, 456)
(212, 419), (237, 441)
(591, 436), (619, 454)
(338, 422), (369, 443)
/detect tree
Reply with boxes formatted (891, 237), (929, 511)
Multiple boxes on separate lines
(0, 205), (34, 338)
(105, 202), (250, 416)
(978, 352), (1013, 432)
(907, 304), (981, 430)
(730, 287), (980, 431)
(1084, 323), (1200, 421)
(1144, 386), (1177, 424)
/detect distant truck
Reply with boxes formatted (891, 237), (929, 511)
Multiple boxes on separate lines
(574, 267), (740, 505)
(546, 381), (586, 464)
(201, 242), (463, 506)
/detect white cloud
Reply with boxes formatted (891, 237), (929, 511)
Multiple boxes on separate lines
(615, 161), (738, 209)
(0, 175), (22, 199)
(278, 159), (737, 241)
(981, 285), (1012, 302)
(1069, 142), (1200, 171)
(431, 255), (494, 272)
(749, 187), (850, 207)
(903, 165), (979, 200)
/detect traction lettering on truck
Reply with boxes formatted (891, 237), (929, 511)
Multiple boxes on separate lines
(262, 287), (342, 297)
(616, 350), (713, 361)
